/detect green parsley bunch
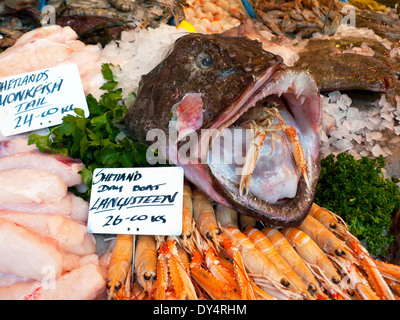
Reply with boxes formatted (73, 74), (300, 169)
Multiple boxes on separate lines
(315, 152), (400, 257)
(28, 64), (151, 198)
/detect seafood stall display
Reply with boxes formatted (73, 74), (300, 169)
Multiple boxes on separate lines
(0, 0), (400, 301)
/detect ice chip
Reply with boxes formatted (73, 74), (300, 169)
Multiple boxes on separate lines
(328, 91), (341, 103)
(380, 112), (393, 122)
(330, 126), (349, 140)
(342, 120), (351, 131)
(381, 102), (395, 113)
(369, 116), (381, 125)
(383, 146), (392, 155)
(320, 95), (330, 106)
(340, 94), (352, 107)
(337, 100), (348, 111)
(366, 131), (383, 142)
(367, 108), (380, 117)
(350, 119), (365, 133)
(378, 94), (387, 107)
(346, 107), (360, 121)
(320, 130), (329, 143)
(332, 138), (353, 152)
(371, 144), (385, 157)
(381, 119), (394, 130)
(350, 133), (362, 144)
(325, 103), (341, 116)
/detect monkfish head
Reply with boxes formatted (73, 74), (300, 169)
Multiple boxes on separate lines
(124, 33), (322, 227)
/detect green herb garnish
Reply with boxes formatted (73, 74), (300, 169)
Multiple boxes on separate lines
(315, 152), (400, 257)
(28, 64), (152, 198)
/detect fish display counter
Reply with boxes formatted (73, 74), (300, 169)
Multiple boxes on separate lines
(0, 0), (400, 301)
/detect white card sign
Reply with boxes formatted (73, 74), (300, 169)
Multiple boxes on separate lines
(87, 167), (184, 235)
(0, 63), (89, 136)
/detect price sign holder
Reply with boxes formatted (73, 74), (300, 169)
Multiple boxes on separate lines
(87, 167), (184, 236)
(88, 166), (184, 278)
(0, 63), (89, 136)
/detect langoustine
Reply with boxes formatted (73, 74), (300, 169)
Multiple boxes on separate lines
(244, 227), (313, 299)
(134, 235), (157, 299)
(307, 203), (396, 300)
(106, 234), (133, 300)
(104, 177), (400, 300)
(262, 227), (328, 299)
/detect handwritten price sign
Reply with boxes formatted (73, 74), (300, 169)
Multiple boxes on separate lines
(0, 64), (89, 136)
(87, 167), (184, 235)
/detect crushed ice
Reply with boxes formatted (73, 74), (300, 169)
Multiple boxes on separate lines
(320, 91), (400, 160)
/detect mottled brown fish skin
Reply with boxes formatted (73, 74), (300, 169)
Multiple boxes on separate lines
(124, 33), (283, 141)
(295, 38), (397, 93)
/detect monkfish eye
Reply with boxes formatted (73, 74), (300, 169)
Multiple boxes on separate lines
(195, 52), (212, 69)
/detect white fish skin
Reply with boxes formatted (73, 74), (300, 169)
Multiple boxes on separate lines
(0, 218), (63, 280)
(0, 263), (106, 300)
(0, 169), (67, 205)
(0, 151), (84, 187)
(0, 191), (89, 222)
(0, 211), (96, 255)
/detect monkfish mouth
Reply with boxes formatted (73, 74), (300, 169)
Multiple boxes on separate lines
(204, 68), (322, 226)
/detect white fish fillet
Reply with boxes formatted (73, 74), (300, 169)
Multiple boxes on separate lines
(0, 282), (41, 300)
(0, 263), (105, 300)
(0, 272), (32, 287)
(0, 169), (67, 204)
(0, 151), (84, 187)
(0, 25), (104, 99)
(0, 191), (89, 222)
(0, 137), (37, 157)
(0, 218), (63, 280)
(0, 211), (96, 255)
